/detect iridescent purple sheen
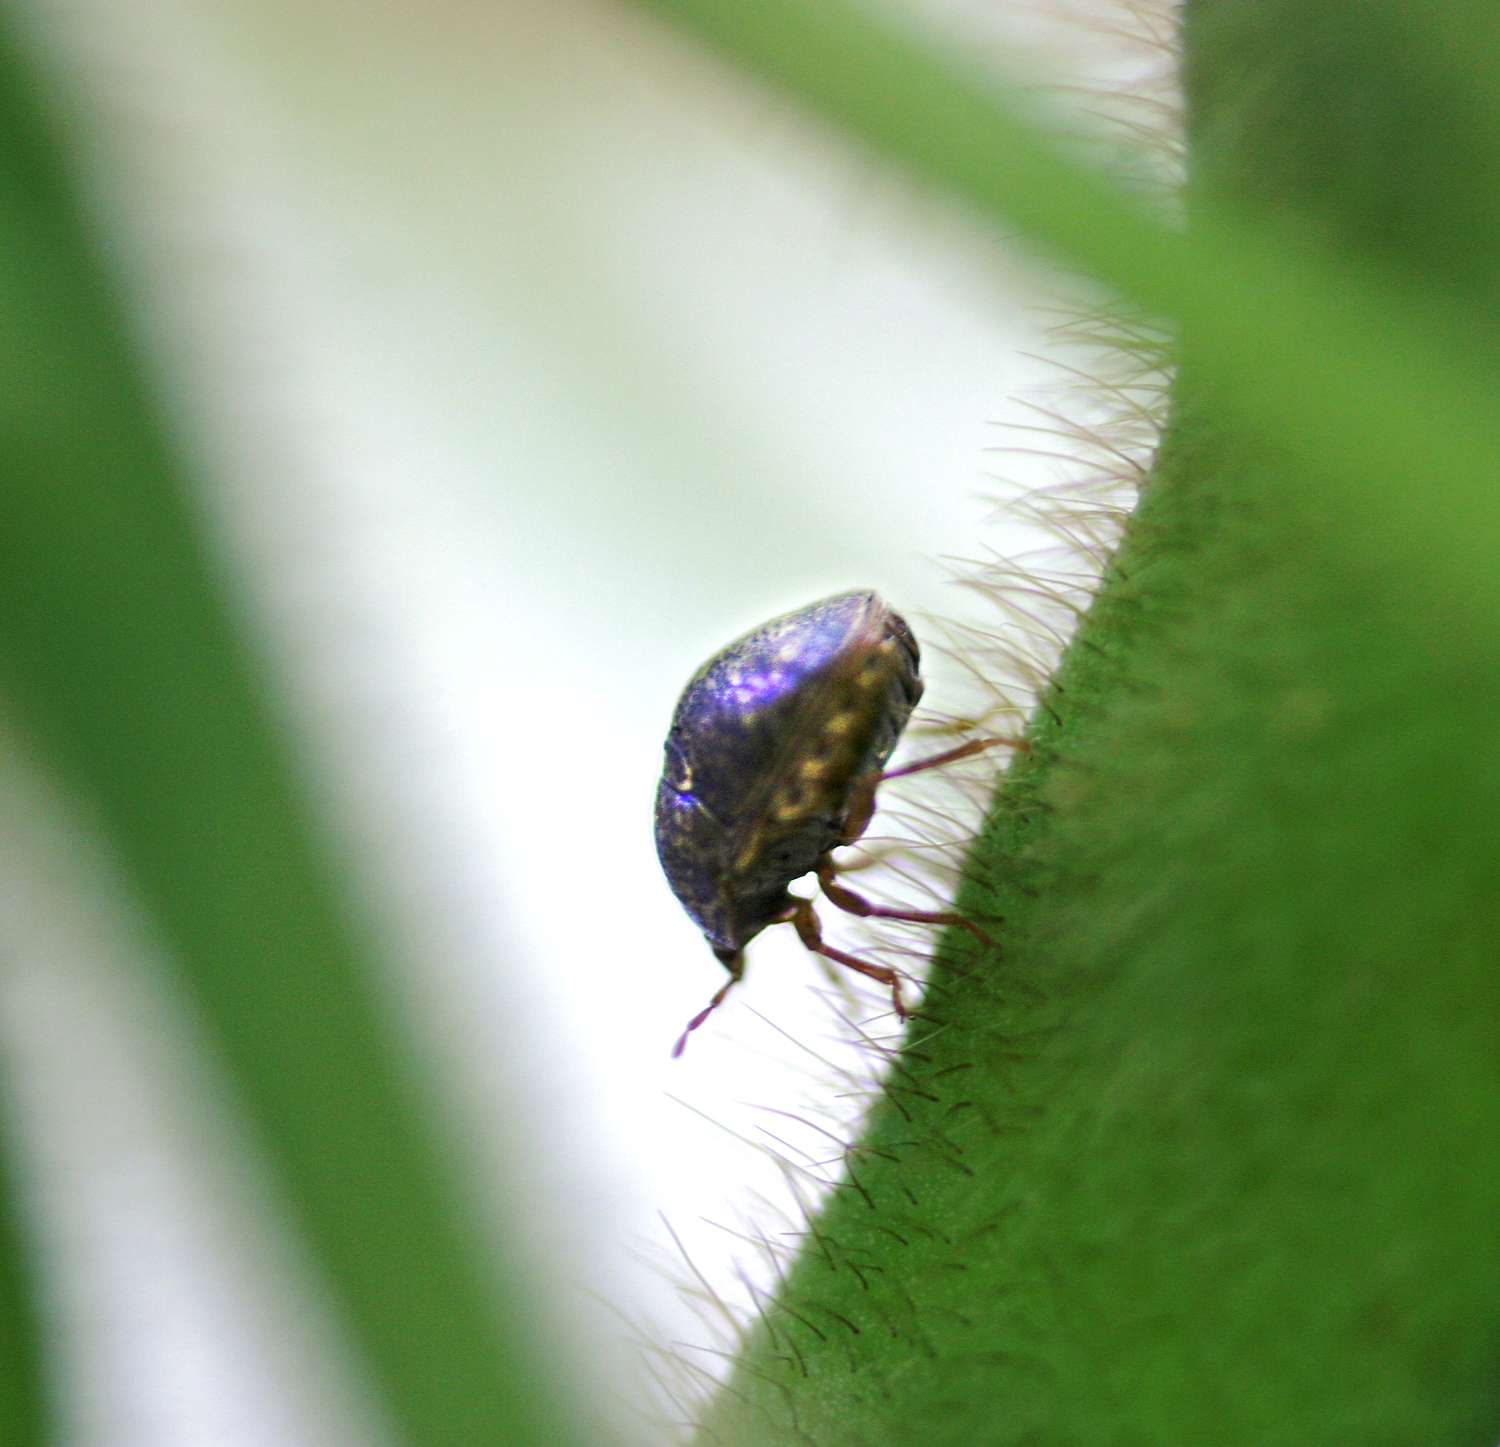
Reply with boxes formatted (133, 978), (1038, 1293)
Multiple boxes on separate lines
(654, 590), (922, 953)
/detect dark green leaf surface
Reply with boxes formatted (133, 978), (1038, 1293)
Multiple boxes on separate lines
(0, 19), (586, 1447)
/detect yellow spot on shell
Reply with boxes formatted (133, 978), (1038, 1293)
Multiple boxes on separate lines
(777, 643), (800, 662)
(856, 668), (881, 689)
(825, 713), (854, 736)
(800, 758), (827, 780)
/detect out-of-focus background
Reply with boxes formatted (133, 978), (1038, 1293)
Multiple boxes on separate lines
(2, 1), (1167, 1441)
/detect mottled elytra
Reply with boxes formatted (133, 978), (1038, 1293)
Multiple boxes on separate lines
(655, 589), (1011, 1056)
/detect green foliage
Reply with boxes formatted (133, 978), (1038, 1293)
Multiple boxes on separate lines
(4, 0), (1499, 1444)
(642, 0), (1500, 632)
(685, 1), (1500, 1442)
(0, 1085), (48, 1447)
(0, 18), (584, 1447)
(703, 427), (1500, 1442)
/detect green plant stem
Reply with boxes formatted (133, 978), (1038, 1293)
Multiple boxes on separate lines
(692, 2), (1500, 1443)
(0, 19), (587, 1447)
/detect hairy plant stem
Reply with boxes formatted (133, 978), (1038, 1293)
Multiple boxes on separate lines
(698, 4), (1500, 1442)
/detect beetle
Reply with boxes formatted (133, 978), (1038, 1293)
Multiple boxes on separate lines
(655, 589), (1008, 1056)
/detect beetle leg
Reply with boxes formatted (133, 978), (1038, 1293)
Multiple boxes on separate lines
(838, 735), (1029, 847)
(838, 772), (882, 847)
(787, 898), (909, 1023)
(879, 734), (1027, 782)
(816, 858), (995, 948)
(672, 949), (744, 1058)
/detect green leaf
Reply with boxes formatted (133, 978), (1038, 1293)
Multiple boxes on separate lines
(0, 18), (589, 1447)
(0, 1091), (49, 1447)
(638, 0), (1500, 649)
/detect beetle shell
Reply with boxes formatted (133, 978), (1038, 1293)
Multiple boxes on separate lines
(655, 590), (923, 953)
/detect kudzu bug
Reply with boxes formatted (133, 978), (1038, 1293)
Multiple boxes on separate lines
(655, 589), (1009, 1056)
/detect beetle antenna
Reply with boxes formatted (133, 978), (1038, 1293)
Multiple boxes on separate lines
(671, 984), (731, 1058)
(672, 950), (744, 1058)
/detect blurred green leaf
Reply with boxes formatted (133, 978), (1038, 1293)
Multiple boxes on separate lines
(0, 18), (589, 1447)
(640, 0), (1500, 648)
(0, 1089), (49, 1447)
